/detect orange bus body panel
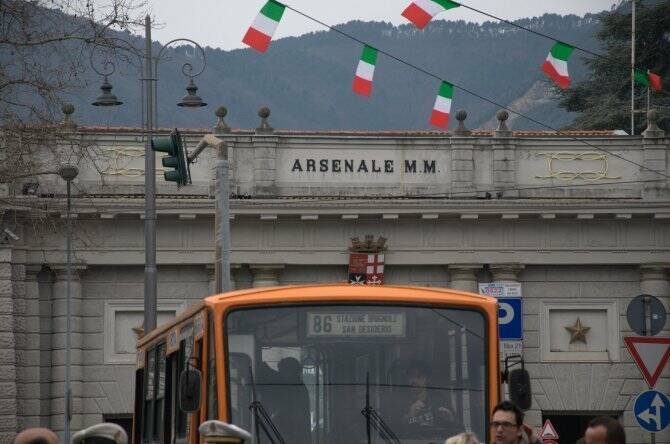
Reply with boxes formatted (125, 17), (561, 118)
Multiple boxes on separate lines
(202, 284), (501, 424)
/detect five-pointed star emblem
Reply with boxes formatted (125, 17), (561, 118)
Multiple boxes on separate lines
(565, 317), (590, 344)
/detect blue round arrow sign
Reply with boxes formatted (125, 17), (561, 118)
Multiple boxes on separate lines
(634, 390), (670, 432)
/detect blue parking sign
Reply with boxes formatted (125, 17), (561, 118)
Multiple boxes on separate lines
(498, 297), (523, 340)
(634, 390), (670, 432)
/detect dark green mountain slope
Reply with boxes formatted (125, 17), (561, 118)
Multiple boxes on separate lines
(20, 12), (606, 130)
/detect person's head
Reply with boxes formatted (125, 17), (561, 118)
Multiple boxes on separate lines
(584, 416), (625, 444)
(490, 401), (524, 444)
(405, 361), (430, 399)
(277, 357), (303, 382)
(445, 432), (480, 444)
(13, 428), (60, 444)
(406, 361), (430, 387)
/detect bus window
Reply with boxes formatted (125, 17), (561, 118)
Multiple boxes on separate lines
(142, 343), (167, 443)
(176, 325), (194, 440)
(207, 313), (218, 420)
(226, 305), (487, 444)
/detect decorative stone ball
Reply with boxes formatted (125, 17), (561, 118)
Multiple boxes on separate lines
(258, 106), (270, 118)
(62, 103), (75, 115)
(215, 106), (228, 118)
(455, 109), (467, 121)
(647, 109), (659, 123)
(496, 109), (509, 122)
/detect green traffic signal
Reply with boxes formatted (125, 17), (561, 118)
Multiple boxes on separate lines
(150, 130), (191, 186)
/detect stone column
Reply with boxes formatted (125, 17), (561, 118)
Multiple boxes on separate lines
(639, 264), (670, 297)
(0, 248), (17, 443)
(447, 265), (482, 293)
(207, 264), (240, 294)
(207, 265), (216, 295)
(250, 265), (284, 288)
(490, 264), (524, 283)
(50, 264), (86, 435)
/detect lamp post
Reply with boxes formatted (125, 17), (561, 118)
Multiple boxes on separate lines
(91, 15), (207, 333)
(57, 164), (78, 444)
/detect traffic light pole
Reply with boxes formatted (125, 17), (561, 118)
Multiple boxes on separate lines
(189, 134), (231, 293)
(216, 144), (231, 293)
(144, 15), (157, 332)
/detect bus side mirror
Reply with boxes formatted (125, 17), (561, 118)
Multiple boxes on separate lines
(502, 354), (532, 411)
(179, 367), (202, 413)
(508, 368), (532, 410)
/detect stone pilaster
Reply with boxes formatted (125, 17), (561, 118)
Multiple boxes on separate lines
(249, 265), (284, 288)
(15, 265), (44, 430)
(492, 139), (518, 198)
(490, 264), (524, 283)
(450, 141), (476, 197)
(447, 265), (481, 293)
(207, 264), (240, 294)
(641, 111), (668, 200)
(252, 135), (278, 197)
(0, 248), (17, 443)
(639, 265), (670, 297)
(49, 264), (86, 435)
(207, 264), (216, 295)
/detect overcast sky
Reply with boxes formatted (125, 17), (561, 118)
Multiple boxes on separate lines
(141, 0), (618, 51)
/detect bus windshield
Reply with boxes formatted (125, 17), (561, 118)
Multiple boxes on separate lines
(226, 304), (487, 443)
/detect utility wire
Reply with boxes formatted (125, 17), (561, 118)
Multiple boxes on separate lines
(280, 2), (670, 180)
(452, 1), (602, 58)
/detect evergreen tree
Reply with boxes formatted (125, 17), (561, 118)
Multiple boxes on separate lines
(558, 0), (670, 132)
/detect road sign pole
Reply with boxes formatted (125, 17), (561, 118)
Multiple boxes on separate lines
(643, 295), (651, 336)
(642, 296), (655, 444)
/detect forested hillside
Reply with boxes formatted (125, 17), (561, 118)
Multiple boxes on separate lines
(8, 8), (607, 130)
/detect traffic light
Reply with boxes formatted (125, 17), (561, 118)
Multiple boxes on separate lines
(151, 129), (191, 186)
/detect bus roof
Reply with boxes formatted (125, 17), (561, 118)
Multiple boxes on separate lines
(136, 300), (205, 349)
(137, 285), (497, 350)
(203, 284), (497, 309)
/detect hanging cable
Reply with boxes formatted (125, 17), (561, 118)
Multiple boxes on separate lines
(279, 2), (670, 180)
(451, 1), (603, 58)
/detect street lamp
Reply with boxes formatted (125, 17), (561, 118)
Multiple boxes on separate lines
(90, 16), (207, 334)
(57, 164), (78, 444)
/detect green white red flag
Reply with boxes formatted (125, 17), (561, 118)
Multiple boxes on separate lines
(634, 69), (663, 92)
(429, 81), (453, 129)
(541, 42), (574, 89)
(352, 45), (378, 97)
(402, 0), (459, 29)
(242, 0), (286, 53)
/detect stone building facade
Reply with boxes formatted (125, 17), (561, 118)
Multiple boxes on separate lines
(0, 108), (668, 443)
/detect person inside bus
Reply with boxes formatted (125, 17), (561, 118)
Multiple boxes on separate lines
(394, 361), (460, 437)
(258, 357), (311, 443)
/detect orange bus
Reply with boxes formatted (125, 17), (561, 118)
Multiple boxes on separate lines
(133, 284), (528, 444)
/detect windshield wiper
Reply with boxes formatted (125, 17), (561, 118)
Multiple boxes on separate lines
(248, 366), (286, 444)
(361, 372), (401, 444)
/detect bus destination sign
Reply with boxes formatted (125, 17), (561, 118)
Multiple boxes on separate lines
(306, 312), (406, 338)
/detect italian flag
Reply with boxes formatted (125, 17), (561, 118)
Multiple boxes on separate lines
(429, 81), (453, 129)
(541, 42), (574, 90)
(402, 0), (459, 29)
(352, 45), (378, 97)
(634, 69), (663, 92)
(242, 0), (286, 53)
